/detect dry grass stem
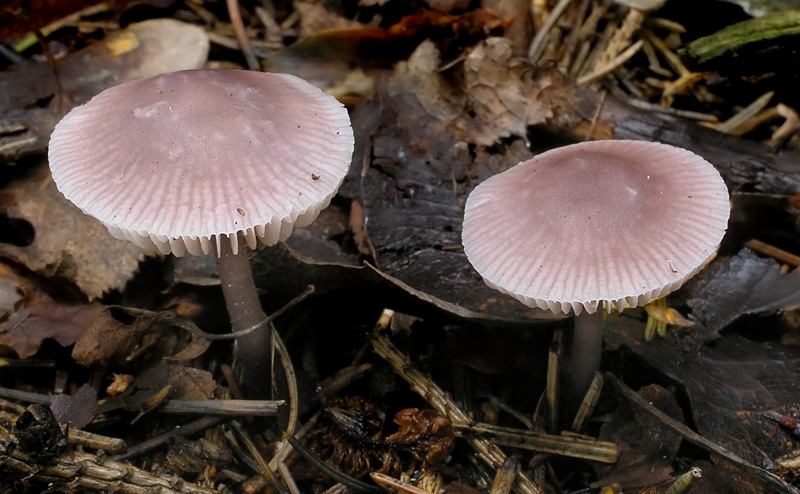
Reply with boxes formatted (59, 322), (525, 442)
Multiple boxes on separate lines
(454, 422), (619, 463)
(577, 39), (644, 85)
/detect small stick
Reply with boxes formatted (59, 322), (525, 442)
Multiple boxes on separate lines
(271, 324), (299, 436)
(158, 399), (283, 416)
(371, 472), (431, 494)
(277, 460), (302, 494)
(570, 372), (603, 432)
(3, 426), (224, 493)
(545, 330), (562, 432)
(745, 239), (800, 267)
(232, 420), (286, 493)
(716, 91), (775, 134)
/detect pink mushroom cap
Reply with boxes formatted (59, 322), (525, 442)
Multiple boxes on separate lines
(48, 69), (354, 257)
(462, 140), (730, 315)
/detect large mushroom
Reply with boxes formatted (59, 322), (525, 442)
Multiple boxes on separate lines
(462, 140), (729, 416)
(48, 69), (354, 398)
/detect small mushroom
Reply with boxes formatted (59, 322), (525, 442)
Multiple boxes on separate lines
(48, 69), (354, 398)
(462, 140), (729, 414)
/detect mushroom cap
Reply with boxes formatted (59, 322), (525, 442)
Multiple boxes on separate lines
(462, 140), (730, 315)
(48, 69), (354, 256)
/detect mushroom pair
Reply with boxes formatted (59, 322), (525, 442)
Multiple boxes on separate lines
(48, 70), (354, 398)
(462, 140), (729, 416)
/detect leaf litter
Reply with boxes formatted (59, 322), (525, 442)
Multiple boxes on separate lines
(1, 1), (800, 493)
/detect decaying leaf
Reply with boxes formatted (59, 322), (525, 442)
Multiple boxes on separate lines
(71, 307), (195, 368)
(0, 288), (115, 359)
(50, 383), (97, 429)
(455, 37), (552, 145)
(607, 319), (800, 469)
(594, 384), (683, 489)
(686, 248), (800, 344)
(0, 165), (144, 299)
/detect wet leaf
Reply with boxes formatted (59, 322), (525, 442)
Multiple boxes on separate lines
(248, 241), (561, 325)
(0, 165), (144, 300)
(594, 384), (683, 489)
(686, 248), (800, 344)
(607, 319), (800, 469)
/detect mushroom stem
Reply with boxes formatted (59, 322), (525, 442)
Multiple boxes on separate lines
(215, 236), (271, 399)
(566, 309), (604, 416)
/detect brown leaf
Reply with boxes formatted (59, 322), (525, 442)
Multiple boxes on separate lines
(455, 38), (552, 145)
(50, 383), (97, 428)
(0, 165), (144, 300)
(0, 290), (113, 358)
(71, 307), (177, 367)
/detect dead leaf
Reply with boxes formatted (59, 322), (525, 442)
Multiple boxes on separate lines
(98, 363), (217, 416)
(607, 319), (800, 469)
(455, 37), (552, 145)
(0, 165), (144, 300)
(686, 248), (800, 344)
(0, 290), (114, 359)
(71, 307), (190, 367)
(50, 383), (97, 429)
(594, 384), (682, 489)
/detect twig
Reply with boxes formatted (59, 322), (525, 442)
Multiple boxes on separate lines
(371, 472), (431, 494)
(278, 460), (303, 494)
(570, 372), (603, 432)
(716, 91), (775, 134)
(745, 239), (800, 267)
(232, 420), (286, 493)
(490, 458), (519, 494)
(158, 399), (284, 416)
(1, 428), (225, 493)
(175, 285), (315, 341)
(272, 325), (299, 436)
(545, 329), (562, 432)
(110, 416), (226, 461)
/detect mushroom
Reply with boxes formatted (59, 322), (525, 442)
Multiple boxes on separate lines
(48, 69), (354, 398)
(462, 140), (729, 415)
